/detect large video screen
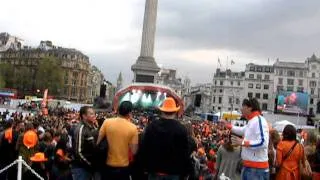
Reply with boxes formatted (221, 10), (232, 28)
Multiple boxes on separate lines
(277, 91), (308, 115)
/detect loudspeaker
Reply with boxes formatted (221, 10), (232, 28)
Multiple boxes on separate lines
(100, 84), (107, 98)
(194, 94), (202, 107)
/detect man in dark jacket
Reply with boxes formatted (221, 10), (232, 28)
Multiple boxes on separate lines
(71, 106), (98, 180)
(138, 97), (192, 179)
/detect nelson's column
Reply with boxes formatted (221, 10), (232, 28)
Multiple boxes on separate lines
(131, 0), (160, 83)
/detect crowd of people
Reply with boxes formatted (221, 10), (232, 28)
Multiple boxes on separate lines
(0, 97), (319, 180)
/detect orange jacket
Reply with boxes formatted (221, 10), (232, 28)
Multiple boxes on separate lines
(276, 141), (305, 180)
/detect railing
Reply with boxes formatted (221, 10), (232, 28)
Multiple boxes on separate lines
(0, 156), (44, 180)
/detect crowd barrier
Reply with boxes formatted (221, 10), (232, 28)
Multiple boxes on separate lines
(0, 156), (44, 180)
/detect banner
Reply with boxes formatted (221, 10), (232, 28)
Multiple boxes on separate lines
(41, 89), (48, 115)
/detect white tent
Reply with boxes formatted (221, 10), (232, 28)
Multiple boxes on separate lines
(273, 120), (296, 132)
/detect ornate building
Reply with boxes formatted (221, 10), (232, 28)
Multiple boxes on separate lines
(87, 66), (104, 103)
(0, 34), (96, 102)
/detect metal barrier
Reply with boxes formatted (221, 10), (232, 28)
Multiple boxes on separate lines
(0, 156), (44, 180)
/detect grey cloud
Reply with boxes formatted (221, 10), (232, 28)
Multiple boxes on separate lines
(155, 0), (320, 59)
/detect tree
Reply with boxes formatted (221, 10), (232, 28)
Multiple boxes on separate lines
(0, 63), (15, 88)
(35, 57), (64, 96)
(0, 75), (5, 88)
(15, 66), (32, 92)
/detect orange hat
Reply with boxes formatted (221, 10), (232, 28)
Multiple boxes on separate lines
(30, 152), (48, 162)
(23, 130), (38, 149)
(4, 128), (13, 143)
(198, 148), (205, 156)
(159, 97), (180, 113)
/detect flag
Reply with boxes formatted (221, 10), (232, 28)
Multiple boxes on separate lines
(41, 89), (48, 116)
(231, 60), (235, 65)
(218, 58), (221, 67)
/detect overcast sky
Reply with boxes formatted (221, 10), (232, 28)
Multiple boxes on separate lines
(1, 0), (320, 85)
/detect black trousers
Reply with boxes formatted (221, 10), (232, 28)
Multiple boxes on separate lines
(101, 165), (130, 180)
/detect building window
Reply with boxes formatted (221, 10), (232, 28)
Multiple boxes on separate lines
(64, 87), (68, 95)
(264, 84), (269, 90)
(218, 97), (222, 104)
(311, 88), (315, 95)
(279, 69), (283, 76)
(212, 106), (215, 111)
(312, 73), (316, 78)
(220, 80), (224, 86)
(298, 79), (303, 86)
(256, 84), (261, 89)
(248, 83), (253, 88)
(213, 96), (216, 103)
(310, 81), (317, 87)
(263, 94), (268, 100)
(249, 74), (254, 79)
(213, 89), (216, 93)
(287, 70), (295, 77)
(218, 107), (221, 110)
(257, 74), (262, 80)
(299, 71), (304, 77)
(287, 86), (294, 91)
(264, 75), (270, 80)
(248, 92), (253, 98)
(219, 89), (223, 93)
(278, 78), (283, 85)
(214, 80), (217, 85)
(310, 98), (314, 105)
(236, 98), (240, 104)
(229, 97), (232, 104)
(257, 67), (262, 72)
(238, 81), (241, 86)
(297, 87), (304, 92)
(262, 103), (268, 110)
(256, 93), (261, 99)
(230, 81), (233, 86)
(249, 66), (255, 71)
(287, 79), (294, 86)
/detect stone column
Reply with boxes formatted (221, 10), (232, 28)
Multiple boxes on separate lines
(140, 0), (158, 57)
(131, 0), (160, 83)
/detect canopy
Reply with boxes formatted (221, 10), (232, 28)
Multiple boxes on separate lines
(273, 120), (296, 132)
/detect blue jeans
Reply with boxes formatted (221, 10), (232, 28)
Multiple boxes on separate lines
(241, 167), (269, 180)
(148, 174), (180, 180)
(71, 168), (93, 180)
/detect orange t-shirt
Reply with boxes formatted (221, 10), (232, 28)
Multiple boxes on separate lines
(98, 117), (138, 167)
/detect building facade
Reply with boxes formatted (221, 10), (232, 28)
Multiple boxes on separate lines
(190, 83), (212, 113)
(155, 68), (183, 96)
(87, 66), (104, 103)
(244, 63), (274, 111)
(212, 69), (245, 112)
(0, 34), (98, 103)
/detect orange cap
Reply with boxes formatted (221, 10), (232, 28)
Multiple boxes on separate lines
(30, 152), (48, 162)
(4, 128), (13, 143)
(159, 97), (180, 113)
(23, 130), (38, 149)
(198, 148), (205, 156)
